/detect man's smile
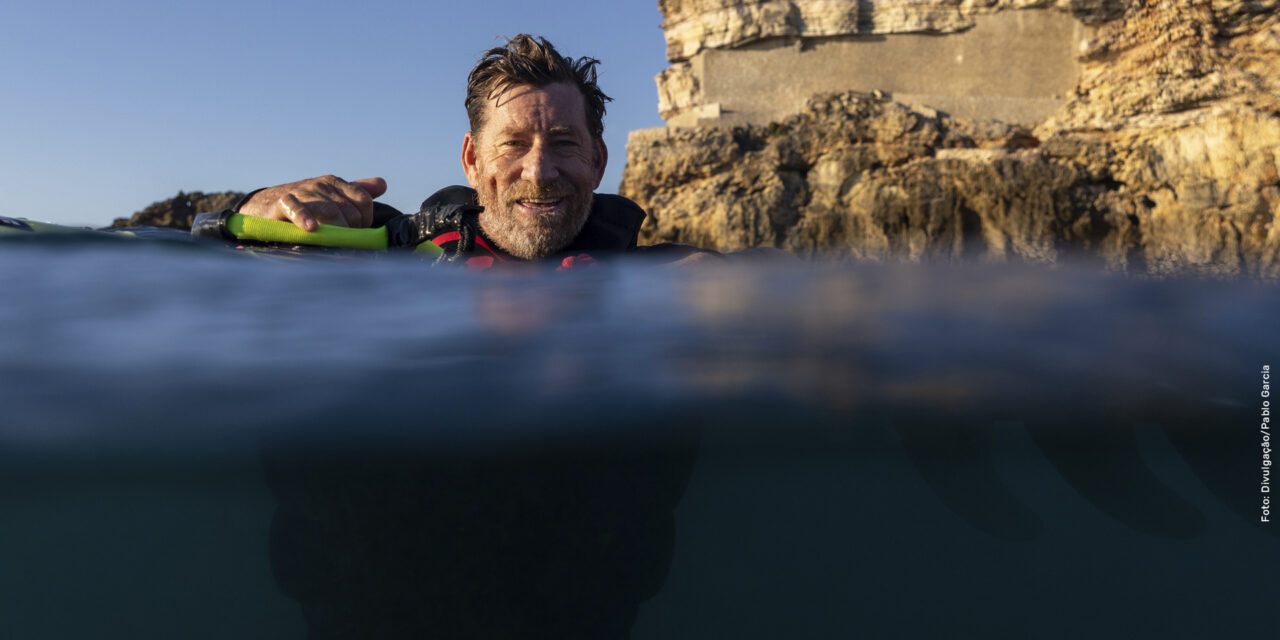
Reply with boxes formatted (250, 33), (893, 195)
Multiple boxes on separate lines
(517, 197), (561, 205)
(512, 194), (568, 215)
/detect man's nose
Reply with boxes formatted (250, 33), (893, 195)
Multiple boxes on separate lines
(521, 143), (560, 185)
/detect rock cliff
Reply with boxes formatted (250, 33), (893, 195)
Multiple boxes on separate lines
(109, 191), (244, 230)
(623, 0), (1280, 276)
(655, 0), (1122, 126)
(657, 0), (1125, 61)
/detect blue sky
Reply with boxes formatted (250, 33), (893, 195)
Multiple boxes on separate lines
(0, 0), (669, 227)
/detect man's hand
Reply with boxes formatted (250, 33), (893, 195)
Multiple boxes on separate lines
(239, 175), (388, 231)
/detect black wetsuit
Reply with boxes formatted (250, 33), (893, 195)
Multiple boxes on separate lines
(374, 185), (705, 266)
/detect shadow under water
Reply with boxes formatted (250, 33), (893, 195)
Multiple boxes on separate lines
(0, 243), (1275, 638)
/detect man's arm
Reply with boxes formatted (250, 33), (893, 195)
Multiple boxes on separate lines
(238, 175), (387, 231)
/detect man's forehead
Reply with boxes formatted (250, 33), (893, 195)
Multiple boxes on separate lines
(481, 82), (589, 134)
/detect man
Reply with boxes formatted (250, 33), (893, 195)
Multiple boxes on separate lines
(235, 34), (701, 266)
(259, 35), (702, 640)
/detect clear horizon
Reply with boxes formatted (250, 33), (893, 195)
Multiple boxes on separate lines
(1, 0), (669, 228)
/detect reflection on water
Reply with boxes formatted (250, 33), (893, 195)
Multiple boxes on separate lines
(0, 242), (1276, 638)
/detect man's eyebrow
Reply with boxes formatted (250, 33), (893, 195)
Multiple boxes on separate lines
(548, 126), (575, 135)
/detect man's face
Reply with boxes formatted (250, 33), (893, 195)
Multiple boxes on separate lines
(462, 82), (607, 259)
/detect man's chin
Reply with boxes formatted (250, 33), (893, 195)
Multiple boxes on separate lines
(478, 193), (592, 260)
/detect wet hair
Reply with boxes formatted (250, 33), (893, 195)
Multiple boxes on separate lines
(465, 34), (612, 140)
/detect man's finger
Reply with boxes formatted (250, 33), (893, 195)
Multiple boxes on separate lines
(279, 193), (318, 232)
(338, 202), (362, 228)
(352, 178), (387, 228)
(309, 201), (350, 227)
(323, 177), (377, 228)
(352, 177), (387, 199)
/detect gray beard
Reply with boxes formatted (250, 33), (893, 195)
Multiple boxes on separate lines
(477, 182), (592, 260)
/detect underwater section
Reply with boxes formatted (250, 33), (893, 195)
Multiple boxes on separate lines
(0, 242), (1275, 638)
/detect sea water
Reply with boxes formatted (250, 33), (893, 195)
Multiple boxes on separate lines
(0, 237), (1275, 638)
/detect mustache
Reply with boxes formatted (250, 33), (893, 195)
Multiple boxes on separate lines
(503, 181), (575, 204)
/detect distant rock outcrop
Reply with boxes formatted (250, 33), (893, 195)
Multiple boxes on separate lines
(623, 0), (1280, 276)
(109, 191), (244, 230)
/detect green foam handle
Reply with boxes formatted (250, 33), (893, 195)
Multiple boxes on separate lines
(227, 214), (388, 250)
(224, 213), (443, 257)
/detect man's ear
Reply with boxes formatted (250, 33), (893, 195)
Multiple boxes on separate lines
(461, 131), (480, 189)
(592, 137), (608, 190)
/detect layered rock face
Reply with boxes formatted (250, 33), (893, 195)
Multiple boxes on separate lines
(656, 0), (1119, 126)
(623, 0), (1280, 276)
(658, 0), (1124, 60)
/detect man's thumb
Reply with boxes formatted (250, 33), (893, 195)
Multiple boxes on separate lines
(353, 177), (388, 199)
